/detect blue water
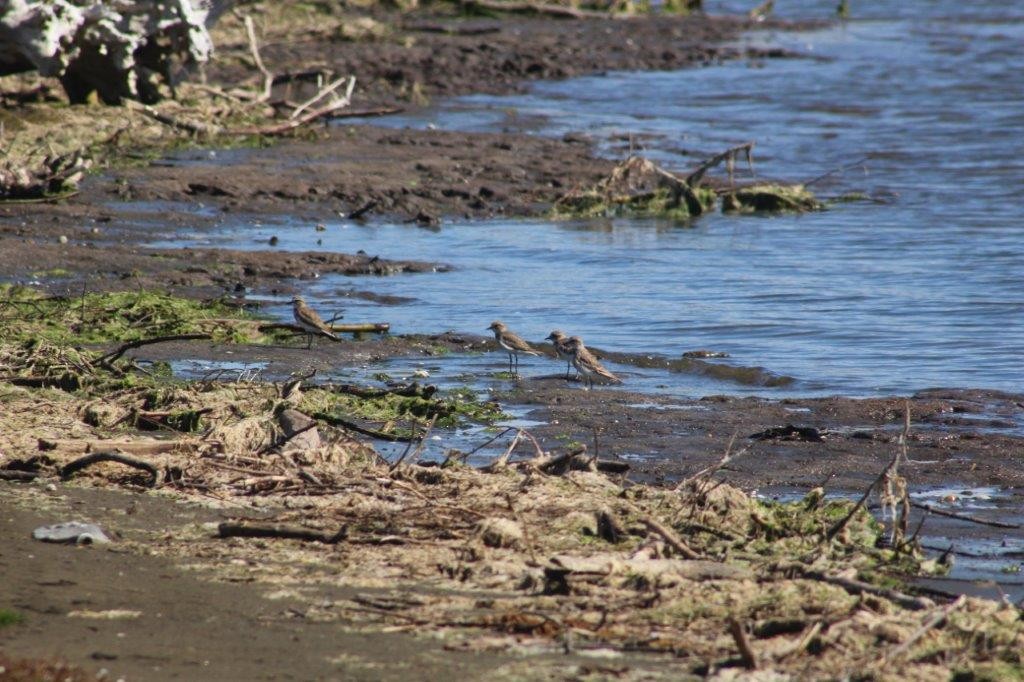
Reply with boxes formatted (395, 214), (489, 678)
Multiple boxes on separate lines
(162, 0), (1023, 398)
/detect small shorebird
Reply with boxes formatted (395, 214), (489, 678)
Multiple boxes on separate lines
(488, 320), (540, 376)
(292, 296), (339, 349)
(565, 336), (621, 389)
(545, 330), (574, 379)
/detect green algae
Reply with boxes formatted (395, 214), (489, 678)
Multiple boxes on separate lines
(553, 156), (820, 220)
(552, 156), (717, 221)
(720, 183), (823, 213)
(0, 286), (263, 347)
(301, 384), (506, 434)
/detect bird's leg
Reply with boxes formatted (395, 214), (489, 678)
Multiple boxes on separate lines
(564, 361), (570, 380)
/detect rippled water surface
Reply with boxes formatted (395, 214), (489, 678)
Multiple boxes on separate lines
(169, 0), (1023, 397)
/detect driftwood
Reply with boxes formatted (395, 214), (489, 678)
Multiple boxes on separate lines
(460, 0), (616, 19)
(98, 333), (212, 366)
(728, 617), (758, 669)
(882, 596), (966, 662)
(909, 501), (1020, 530)
(641, 515), (702, 560)
(0, 469), (39, 482)
(0, 151), (91, 201)
(0, 374), (82, 391)
(329, 322), (391, 334)
(312, 412), (417, 443)
(0, 0), (225, 104)
(258, 322), (390, 337)
(677, 431), (750, 488)
(60, 452), (160, 487)
(328, 382), (435, 400)
(390, 414), (438, 470)
(217, 521), (348, 544)
(38, 438), (188, 457)
(685, 141), (755, 187)
(528, 450), (629, 475)
(800, 569), (933, 611)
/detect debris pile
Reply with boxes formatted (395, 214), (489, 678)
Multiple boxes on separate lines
(554, 145), (822, 220)
(1, 286), (1021, 678)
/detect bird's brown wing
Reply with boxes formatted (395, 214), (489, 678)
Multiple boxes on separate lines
(577, 346), (620, 382)
(297, 303), (337, 337)
(503, 331), (541, 355)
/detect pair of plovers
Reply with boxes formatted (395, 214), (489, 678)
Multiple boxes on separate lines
(487, 321), (620, 388)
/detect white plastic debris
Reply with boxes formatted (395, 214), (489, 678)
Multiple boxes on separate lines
(33, 521), (112, 545)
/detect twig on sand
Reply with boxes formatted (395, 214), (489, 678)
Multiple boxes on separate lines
(313, 412), (416, 443)
(0, 469), (39, 482)
(882, 595), (966, 662)
(909, 501), (1020, 530)
(639, 514), (702, 559)
(60, 452), (160, 487)
(728, 616), (758, 669)
(289, 75), (351, 120)
(686, 141), (755, 187)
(390, 414), (438, 470)
(676, 430), (749, 489)
(97, 333), (212, 366)
(799, 569), (933, 611)
(126, 101), (222, 136)
(230, 77), (355, 136)
(483, 429), (525, 471)
(460, 0), (618, 19)
(218, 521), (348, 544)
(244, 16), (274, 102)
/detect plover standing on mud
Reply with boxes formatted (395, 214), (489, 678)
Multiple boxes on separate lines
(292, 296), (339, 349)
(545, 330), (574, 379)
(565, 336), (621, 389)
(488, 321), (540, 376)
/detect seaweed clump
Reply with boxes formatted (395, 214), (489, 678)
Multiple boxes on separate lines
(554, 144), (823, 220)
(553, 156), (717, 220)
(722, 183), (821, 213)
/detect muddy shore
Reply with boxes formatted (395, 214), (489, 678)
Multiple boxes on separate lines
(2, 5), (1022, 681)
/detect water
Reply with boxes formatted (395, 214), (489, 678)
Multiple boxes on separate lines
(162, 0), (1022, 398)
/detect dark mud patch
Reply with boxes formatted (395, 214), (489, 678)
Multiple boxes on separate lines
(215, 12), (800, 114)
(130, 331), (487, 379)
(0, 227), (445, 299)
(106, 125), (616, 222)
(499, 381), (1024, 491)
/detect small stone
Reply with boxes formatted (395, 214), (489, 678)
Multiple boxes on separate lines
(58, 235), (68, 244)
(268, 236), (279, 246)
(315, 223), (326, 231)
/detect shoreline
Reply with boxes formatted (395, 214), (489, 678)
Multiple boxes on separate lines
(1, 4), (1022, 679)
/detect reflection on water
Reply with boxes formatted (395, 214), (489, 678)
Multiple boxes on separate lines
(159, 0), (1022, 398)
